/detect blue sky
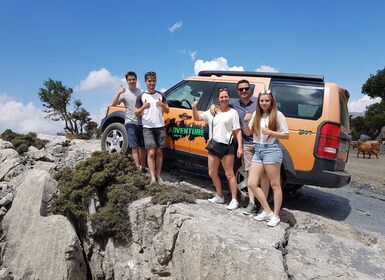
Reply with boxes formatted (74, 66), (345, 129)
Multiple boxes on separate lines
(0, 0), (384, 135)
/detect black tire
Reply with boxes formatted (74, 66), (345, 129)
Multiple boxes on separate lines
(284, 184), (303, 195)
(101, 123), (130, 154)
(234, 158), (245, 185)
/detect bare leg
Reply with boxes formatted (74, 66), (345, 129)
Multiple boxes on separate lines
(131, 147), (140, 168)
(245, 172), (255, 203)
(147, 148), (156, 182)
(139, 147), (147, 169)
(155, 147), (163, 178)
(264, 164), (283, 216)
(208, 154), (223, 197)
(248, 163), (272, 213)
(221, 154), (237, 200)
(260, 172), (270, 198)
(247, 171), (269, 203)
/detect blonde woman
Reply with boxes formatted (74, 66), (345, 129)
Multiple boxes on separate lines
(244, 90), (289, 227)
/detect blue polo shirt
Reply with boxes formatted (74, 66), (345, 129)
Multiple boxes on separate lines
(230, 96), (257, 144)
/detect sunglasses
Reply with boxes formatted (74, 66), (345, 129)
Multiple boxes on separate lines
(260, 89), (272, 95)
(238, 87), (250, 92)
(218, 87), (229, 92)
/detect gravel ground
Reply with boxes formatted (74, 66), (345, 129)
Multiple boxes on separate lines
(345, 150), (385, 190)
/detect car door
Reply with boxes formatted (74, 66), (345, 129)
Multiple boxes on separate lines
(189, 82), (240, 158)
(164, 80), (214, 158)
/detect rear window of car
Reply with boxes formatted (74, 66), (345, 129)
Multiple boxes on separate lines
(270, 80), (324, 120)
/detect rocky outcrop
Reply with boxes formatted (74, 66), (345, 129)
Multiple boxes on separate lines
(0, 141), (22, 182)
(2, 170), (86, 280)
(82, 198), (385, 280)
(0, 136), (385, 280)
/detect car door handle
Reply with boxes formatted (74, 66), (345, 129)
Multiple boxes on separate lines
(179, 113), (192, 119)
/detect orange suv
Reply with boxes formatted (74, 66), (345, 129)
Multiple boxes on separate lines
(100, 71), (351, 190)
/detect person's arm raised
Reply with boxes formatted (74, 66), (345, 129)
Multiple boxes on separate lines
(192, 101), (203, 121)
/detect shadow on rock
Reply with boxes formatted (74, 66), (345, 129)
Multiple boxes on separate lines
(283, 186), (351, 221)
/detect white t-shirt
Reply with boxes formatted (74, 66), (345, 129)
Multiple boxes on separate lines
(201, 109), (240, 144)
(249, 111), (289, 144)
(135, 91), (167, 128)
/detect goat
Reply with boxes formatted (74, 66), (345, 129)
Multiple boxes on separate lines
(354, 140), (380, 159)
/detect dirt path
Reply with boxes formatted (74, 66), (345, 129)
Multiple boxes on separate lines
(345, 151), (385, 190)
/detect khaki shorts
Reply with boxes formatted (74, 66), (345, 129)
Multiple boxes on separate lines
(243, 143), (255, 172)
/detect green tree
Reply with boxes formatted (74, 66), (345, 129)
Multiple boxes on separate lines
(351, 67), (385, 140)
(362, 67), (385, 99)
(350, 116), (369, 140)
(364, 101), (385, 136)
(38, 79), (99, 138)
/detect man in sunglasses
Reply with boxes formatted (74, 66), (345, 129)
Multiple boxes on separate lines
(211, 79), (269, 214)
(233, 80), (270, 215)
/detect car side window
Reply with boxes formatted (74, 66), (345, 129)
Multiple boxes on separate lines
(270, 83), (324, 120)
(166, 81), (211, 110)
(208, 83), (254, 109)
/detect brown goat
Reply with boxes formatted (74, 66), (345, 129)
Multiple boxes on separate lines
(354, 140), (380, 159)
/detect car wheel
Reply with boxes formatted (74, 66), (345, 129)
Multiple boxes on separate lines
(234, 159), (249, 197)
(101, 123), (129, 154)
(284, 184), (303, 195)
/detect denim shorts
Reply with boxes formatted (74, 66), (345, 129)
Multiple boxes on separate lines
(126, 124), (144, 149)
(252, 142), (283, 164)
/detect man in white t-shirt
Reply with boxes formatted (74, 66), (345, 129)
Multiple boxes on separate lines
(135, 71), (169, 185)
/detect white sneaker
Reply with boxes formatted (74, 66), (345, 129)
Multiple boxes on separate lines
(156, 177), (165, 185)
(267, 215), (281, 227)
(147, 178), (156, 187)
(226, 199), (239, 210)
(254, 210), (273, 221)
(208, 195), (224, 204)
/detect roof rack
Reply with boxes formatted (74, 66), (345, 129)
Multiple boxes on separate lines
(198, 70), (324, 82)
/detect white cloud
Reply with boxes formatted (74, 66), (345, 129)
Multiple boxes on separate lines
(169, 21), (183, 32)
(193, 57), (279, 75)
(255, 65), (278, 72)
(194, 57), (244, 74)
(74, 68), (122, 92)
(189, 50), (197, 61)
(348, 95), (381, 113)
(0, 93), (64, 135)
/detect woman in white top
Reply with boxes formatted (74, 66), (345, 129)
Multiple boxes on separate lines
(192, 88), (243, 210)
(244, 90), (289, 227)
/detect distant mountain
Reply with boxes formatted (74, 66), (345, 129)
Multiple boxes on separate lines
(349, 111), (365, 118)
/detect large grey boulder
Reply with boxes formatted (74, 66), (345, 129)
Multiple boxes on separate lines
(0, 140), (22, 181)
(91, 197), (385, 280)
(92, 198), (287, 279)
(2, 169), (87, 280)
